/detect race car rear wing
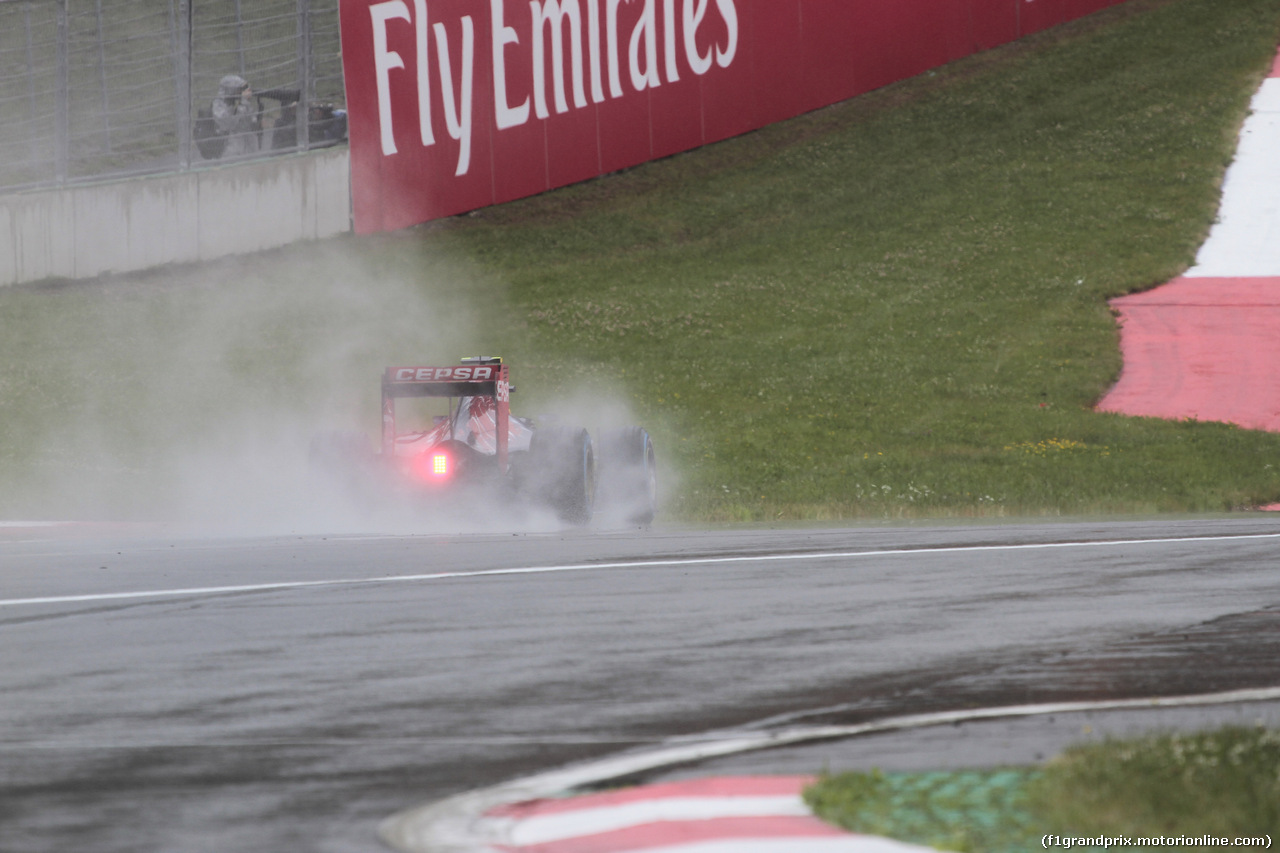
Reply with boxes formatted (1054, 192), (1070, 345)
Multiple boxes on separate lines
(382, 360), (511, 470)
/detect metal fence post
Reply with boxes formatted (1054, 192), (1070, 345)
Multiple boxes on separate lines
(55, 0), (69, 184)
(96, 0), (112, 151)
(24, 2), (42, 174)
(296, 0), (311, 152)
(234, 0), (246, 76)
(173, 0), (192, 169)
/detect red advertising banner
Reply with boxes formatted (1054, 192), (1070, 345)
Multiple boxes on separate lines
(340, 0), (1127, 234)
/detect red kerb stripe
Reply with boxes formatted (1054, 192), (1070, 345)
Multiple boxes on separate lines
(1098, 276), (1280, 432)
(486, 776), (814, 819)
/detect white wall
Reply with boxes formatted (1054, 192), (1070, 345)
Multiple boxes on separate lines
(0, 147), (351, 287)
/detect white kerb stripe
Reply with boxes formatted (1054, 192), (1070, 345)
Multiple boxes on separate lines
(499, 796), (811, 846)
(1255, 76), (1280, 113)
(1186, 77), (1280, 277)
(608, 838), (934, 853)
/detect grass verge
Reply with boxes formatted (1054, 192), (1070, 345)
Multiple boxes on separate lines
(3, 0), (1280, 521)
(803, 726), (1280, 852)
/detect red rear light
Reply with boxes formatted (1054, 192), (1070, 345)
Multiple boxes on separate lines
(412, 449), (453, 482)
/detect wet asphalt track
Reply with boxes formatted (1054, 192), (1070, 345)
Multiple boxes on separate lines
(3, 518), (1280, 853)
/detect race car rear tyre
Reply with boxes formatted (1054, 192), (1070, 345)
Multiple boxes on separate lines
(530, 426), (596, 525)
(598, 426), (657, 525)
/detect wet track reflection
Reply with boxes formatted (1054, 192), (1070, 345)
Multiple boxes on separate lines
(2, 518), (1279, 852)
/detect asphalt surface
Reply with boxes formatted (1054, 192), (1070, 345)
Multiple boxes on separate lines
(3, 518), (1280, 852)
(654, 699), (1280, 782)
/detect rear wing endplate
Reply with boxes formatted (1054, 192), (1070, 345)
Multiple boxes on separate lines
(381, 363), (511, 470)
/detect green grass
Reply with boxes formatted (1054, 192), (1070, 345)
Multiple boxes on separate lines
(804, 767), (1041, 853)
(3, 0), (1280, 521)
(440, 0), (1280, 520)
(803, 726), (1280, 852)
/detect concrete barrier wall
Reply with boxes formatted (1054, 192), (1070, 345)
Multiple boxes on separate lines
(0, 146), (351, 287)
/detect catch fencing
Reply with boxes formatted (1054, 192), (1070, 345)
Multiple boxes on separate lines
(0, 0), (346, 192)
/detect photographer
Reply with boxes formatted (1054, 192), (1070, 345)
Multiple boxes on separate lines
(211, 74), (259, 158)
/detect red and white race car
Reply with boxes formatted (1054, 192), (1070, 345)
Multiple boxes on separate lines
(309, 357), (657, 525)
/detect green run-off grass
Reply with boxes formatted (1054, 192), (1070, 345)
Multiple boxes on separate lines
(436, 0), (1280, 521)
(803, 725), (1280, 852)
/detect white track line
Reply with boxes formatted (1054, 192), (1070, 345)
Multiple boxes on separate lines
(4, 532), (1280, 609)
